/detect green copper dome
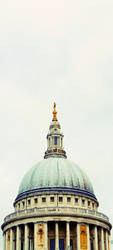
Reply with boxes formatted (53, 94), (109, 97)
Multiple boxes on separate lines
(17, 157), (96, 201)
(16, 104), (97, 202)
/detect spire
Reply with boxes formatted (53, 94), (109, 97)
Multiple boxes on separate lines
(44, 103), (67, 159)
(52, 102), (57, 121)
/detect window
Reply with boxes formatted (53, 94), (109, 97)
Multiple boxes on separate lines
(28, 199), (31, 205)
(82, 199), (85, 206)
(42, 197), (46, 202)
(92, 203), (94, 209)
(34, 198), (38, 204)
(18, 203), (20, 209)
(75, 198), (78, 204)
(88, 201), (90, 207)
(50, 197), (54, 202)
(54, 136), (57, 145)
(22, 201), (25, 207)
(59, 197), (63, 202)
(67, 197), (71, 202)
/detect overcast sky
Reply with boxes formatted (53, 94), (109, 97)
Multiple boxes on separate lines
(0, 0), (113, 248)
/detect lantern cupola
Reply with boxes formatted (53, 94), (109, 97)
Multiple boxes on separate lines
(44, 103), (67, 159)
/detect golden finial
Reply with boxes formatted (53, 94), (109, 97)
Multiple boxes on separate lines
(52, 102), (58, 121)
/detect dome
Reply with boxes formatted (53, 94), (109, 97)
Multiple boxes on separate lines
(2, 103), (112, 250)
(17, 157), (97, 201)
(16, 103), (97, 203)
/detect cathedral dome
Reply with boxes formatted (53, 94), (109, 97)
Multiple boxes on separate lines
(16, 103), (97, 203)
(17, 157), (97, 201)
(2, 103), (112, 250)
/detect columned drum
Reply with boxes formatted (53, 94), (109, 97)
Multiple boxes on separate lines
(2, 221), (111, 250)
(1, 104), (112, 250)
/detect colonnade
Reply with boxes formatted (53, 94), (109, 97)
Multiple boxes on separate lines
(3, 221), (110, 250)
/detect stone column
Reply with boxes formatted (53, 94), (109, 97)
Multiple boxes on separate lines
(5, 231), (8, 250)
(108, 234), (110, 250)
(3, 232), (6, 250)
(30, 236), (34, 250)
(25, 224), (29, 250)
(16, 226), (21, 250)
(87, 225), (90, 250)
(55, 222), (59, 250)
(106, 231), (108, 250)
(77, 224), (80, 250)
(44, 222), (48, 250)
(101, 228), (105, 250)
(94, 226), (98, 250)
(10, 228), (14, 250)
(66, 222), (70, 250)
(34, 223), (37, 250)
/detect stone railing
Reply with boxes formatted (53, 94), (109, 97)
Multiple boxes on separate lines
(4, 207), (109, 224)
